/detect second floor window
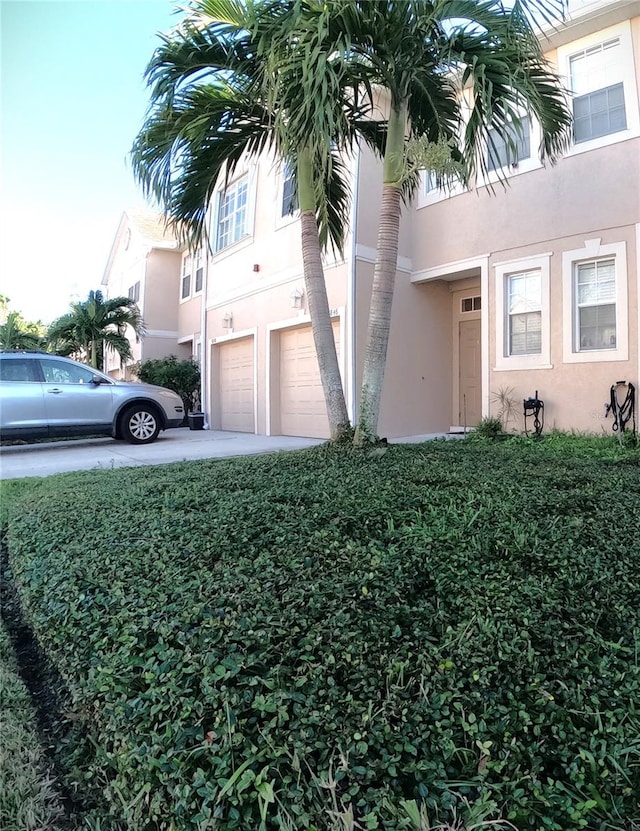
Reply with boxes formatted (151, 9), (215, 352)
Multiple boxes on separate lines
(128, 281), (140, 303)
(195, 249), (204, 293)
(570, 38), (626, 143)
(216, 177), (248, 251)
(181, 255), (191, 299)
(487, 117), (531, 171)
(281, 164), (298, 216)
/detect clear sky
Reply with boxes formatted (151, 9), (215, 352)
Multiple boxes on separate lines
(1, 0), (179, 324)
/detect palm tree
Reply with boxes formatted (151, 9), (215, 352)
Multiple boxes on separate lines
(331, 0), (573, 444)
(47, 290), (144, 370)
(131, 0), (372, 440)
(0, 310), (45, 351)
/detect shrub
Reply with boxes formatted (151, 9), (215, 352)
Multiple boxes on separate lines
(133, 356), (200, 417)
(469, 416), (504, 441)
(5, 440), (640, 830)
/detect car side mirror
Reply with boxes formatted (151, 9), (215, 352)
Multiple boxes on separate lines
(90, 375), (104, 385)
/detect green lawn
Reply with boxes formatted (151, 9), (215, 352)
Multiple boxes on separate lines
(2, 436), (639, 831)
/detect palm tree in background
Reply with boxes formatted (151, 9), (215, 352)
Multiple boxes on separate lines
(47, 290), (144, 370)
(0, 310), (45, 351)
(131, 0), (379, 440)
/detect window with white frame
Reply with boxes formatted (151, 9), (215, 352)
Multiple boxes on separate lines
(558, 21), (639, 154)
(216, 177), (248, 251)
(181, 249), (204, 300)
(487, 116), (531, 171)
(562, 239), (628, 364)
(494, 254), (551, 371)
(507, 270), (541, 356)
(128, 281), (140, 303)
(194, 249), (204, 293)
(574, 258), (616, 351)
(570, 38), (626, 143)
(281, 163), (298, 216)
(181, 254), (191, 300)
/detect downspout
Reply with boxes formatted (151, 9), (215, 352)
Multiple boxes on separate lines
(200, 220), (210, 429)
(348, 144), (361, 424)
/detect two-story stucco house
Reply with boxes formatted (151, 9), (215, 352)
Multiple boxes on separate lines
(102, 207), (188, 378)
(112, 0), (639, 439)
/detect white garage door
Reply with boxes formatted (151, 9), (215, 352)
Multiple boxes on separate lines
(279, 322), (340, 439)
(219, 337), (254, 432)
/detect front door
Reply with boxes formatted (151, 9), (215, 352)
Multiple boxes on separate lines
(459, 318), (481, 427)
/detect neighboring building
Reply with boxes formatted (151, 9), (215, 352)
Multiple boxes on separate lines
(115, 0), (639, 437)
(102, 207), (187, 378)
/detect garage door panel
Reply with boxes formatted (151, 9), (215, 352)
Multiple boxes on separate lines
(219, 338), (254, 432)
(279, 323), (339, 439)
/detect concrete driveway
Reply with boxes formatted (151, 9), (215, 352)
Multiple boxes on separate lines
(0, 428), (324, 480)
(0, 428), (459, 481)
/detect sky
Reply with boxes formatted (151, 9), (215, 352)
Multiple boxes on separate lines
(1, 0), (180, 324)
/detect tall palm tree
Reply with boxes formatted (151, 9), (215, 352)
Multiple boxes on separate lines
(328, 0), (572, 444)
(0, 310), (45, 351)
(131, 0), (372, 440)
(47, 290), (144, 370)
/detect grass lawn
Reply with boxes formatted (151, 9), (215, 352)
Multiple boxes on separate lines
(1, 435), (639, 831)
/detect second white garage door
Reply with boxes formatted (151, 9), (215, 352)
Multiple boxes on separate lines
(279, 322), (340, 439)
(219, 337), (255, 432)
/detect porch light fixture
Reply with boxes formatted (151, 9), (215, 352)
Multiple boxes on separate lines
(222, 311), (233, 330)
(290, 287), (304, 309)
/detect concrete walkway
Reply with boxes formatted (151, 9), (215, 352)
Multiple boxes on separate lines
(0, 428), (458, 481)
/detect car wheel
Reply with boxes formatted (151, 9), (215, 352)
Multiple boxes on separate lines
(120, 404), (161, 444)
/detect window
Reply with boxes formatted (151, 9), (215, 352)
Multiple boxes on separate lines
(281, 164), (298, 216)
(424, 170), (438, 195)
(181, 254), (192, 299)
(128, 281), (140, 303)
(575, 258), (616, 351)
(41, 359), (96, 384)
(216, 177), (248, 251)
(570, 39), (626, 143)
(562, 239), (628, 364)
(494, 254), (551, 371)
(194, 249), (204, 293)
(461, 296), (481, 313)
(558, 21), (639, 154)
(0, 358), (39, 382)
(507, 271), (541, 356)
(487, 117), (531, 170)
(181, 250), (204, 300)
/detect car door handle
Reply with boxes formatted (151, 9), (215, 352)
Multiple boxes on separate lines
(47, 388), (64, 394)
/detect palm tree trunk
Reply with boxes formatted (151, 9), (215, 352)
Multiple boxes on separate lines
(354, 103), (406, 446)
(91, 339), (97, 368)
(298, 145), (351, 441)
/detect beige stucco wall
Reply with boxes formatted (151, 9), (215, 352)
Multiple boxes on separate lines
(178, 296), (202, 343)
(486, 224), (638, 434)
(353, 262), (453, 438)
(411, 138), (639, 272)
(143, 249), (181, 331)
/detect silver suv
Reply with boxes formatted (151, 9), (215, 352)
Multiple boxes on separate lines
(0, 352), (184, 444)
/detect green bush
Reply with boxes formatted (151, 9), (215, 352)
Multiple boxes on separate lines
(134, 355), (201, 417)
(6, 439), (640, 830)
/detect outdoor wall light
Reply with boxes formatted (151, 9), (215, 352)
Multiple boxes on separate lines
(222, 312), (233, 330)
(290, 287), (304, 309)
